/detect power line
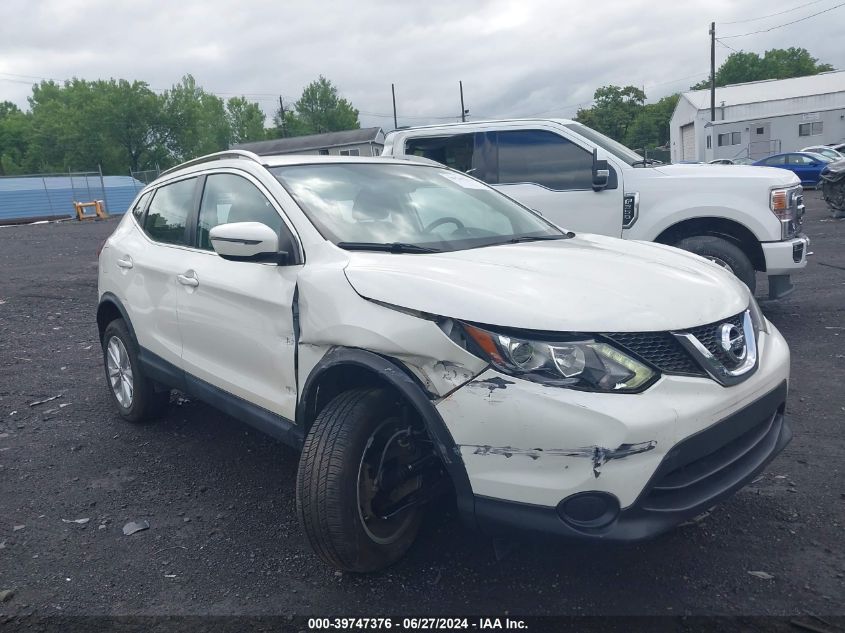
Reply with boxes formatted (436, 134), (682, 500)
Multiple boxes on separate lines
(718, 0), (827, 24)
(720, 1), (845, 38)
(716, 38), (740, 53)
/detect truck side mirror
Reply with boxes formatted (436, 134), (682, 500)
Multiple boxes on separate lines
(592, 148), (609, 192)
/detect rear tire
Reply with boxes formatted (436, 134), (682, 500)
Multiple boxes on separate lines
(675, 235), (756, 293)
(296, 388), (423, 573)
(102, 319), (169, 423)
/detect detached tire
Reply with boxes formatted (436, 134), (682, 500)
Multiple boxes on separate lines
(675, 235), (756, 293)
(296, 388), (423, 573)
(101, 319), (170, 423)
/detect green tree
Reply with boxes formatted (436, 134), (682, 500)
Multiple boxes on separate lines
(575, 85), (645, 142)
(95, 79), (165, 172)
(161, 74), (230, 162)
(226, 97), (266, 144)
(0, 101), (31, 175)
(273, 76), (359, 136)
(625, 93), (680, 151)
(691, 47), (833, 89)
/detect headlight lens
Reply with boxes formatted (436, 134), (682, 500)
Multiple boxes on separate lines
(748, 296), (769, 335)
(770, 186), (802, 239)
(459, 323), (657, 392)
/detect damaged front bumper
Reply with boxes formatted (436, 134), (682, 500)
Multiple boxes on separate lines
(435, 325), (792, 540)
(472, 381), (791, 541)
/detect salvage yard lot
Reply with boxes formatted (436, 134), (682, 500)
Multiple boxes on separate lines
(0, 192), (843, 617)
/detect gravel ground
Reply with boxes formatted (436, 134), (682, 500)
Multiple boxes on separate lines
(0, 192), (843, 619)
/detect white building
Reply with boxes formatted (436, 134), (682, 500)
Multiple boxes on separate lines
(234, 127), (385, 157)
(669, 71), (845, 163)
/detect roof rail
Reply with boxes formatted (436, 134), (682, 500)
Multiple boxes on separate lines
(158, 150), (265, 178)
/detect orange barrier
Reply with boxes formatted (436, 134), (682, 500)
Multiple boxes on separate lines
(74, 200), (108, 221)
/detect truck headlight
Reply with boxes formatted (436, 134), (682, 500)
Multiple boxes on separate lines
(458, 323), (657, 393)
(770, 186), (802, 239)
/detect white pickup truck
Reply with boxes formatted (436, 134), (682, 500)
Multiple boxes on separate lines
(382, 119), (809, 298)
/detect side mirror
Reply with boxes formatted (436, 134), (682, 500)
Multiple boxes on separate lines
(592, 148), (610, 192)
(209, 222), (288, 264)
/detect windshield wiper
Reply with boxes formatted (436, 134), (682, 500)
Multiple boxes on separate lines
(503, 234), (574, 244)
(336, 242), (442, 253)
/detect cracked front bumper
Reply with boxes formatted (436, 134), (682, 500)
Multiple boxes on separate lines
(472, 383), (790, 541)
(436, 324), (791, 538)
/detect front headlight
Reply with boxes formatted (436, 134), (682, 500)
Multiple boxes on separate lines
(455, 322), (657, 393)
(748, 295), (769, 335)
(770, 186), (802, 239)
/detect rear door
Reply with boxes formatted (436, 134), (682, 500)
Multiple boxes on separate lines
(787, 154), (818, 184)
(118, 176), (200, 367)
(174, 170), (302, 420)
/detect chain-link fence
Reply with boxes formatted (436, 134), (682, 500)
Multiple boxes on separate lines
(130, 167), (161, 191)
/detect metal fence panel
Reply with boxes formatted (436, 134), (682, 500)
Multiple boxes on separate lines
(0, 172), (145, 223)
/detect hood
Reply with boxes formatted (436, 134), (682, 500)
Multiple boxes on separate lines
(343, 234), (750, 332)
(651, 163), (799, 186)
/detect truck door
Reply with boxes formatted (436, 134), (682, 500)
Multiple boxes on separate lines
(487, 129), (624, 236)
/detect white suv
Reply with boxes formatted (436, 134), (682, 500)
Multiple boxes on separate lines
(97, 150), (792, 572)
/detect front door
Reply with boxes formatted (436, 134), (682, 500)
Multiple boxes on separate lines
(175, 171), (301, 420)
(749, 123), (771, 160)
(489, 129), (624, 236)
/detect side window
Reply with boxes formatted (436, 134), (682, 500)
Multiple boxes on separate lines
(496, 130), (592, 190)
(405, 134), (475, 173)
(197, 174), (285, 251)
(131, 191), (151, 222)
(143, 178), (196, 245)
(764, 155), (785, 166)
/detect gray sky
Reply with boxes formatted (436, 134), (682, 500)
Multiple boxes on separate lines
(1, 0), (843, 129)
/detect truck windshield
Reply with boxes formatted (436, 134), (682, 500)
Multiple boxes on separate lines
(563, 123), (646, 166)
(271, 163), (567, 253)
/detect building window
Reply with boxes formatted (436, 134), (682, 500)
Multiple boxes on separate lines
(717, 132), (741, 146)
(706, 135), (711, 149)
(798, 122), (823, 136)
(339, 149), (360, 156)
(756, 127), (764, 135)
(318, 149), (330, 155)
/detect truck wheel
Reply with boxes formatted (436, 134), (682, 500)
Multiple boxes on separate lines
(675, 236), (756, 293)
(101, 319), (170, 423)
(296, 388), (424, 573)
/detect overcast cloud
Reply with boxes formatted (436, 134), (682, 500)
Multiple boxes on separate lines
(1, 0), (843, 129)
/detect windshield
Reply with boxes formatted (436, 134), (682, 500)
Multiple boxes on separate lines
(562, 122), (645, 166)
(270, 163), (566, 252)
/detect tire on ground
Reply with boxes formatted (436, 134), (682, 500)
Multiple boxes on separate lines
(675, 235), (756, 293)
(296, 388), (423, 572)
(101, 318), (170, 423)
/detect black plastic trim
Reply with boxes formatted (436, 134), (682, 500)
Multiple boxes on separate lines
(297, 347), (477, 529)
(136, 347), (302, 449)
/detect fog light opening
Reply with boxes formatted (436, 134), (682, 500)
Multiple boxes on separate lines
(557, 492), (620, 530)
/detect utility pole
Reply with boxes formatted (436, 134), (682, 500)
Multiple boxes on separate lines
(709, 21), (716, 122)
(278, 95), (288, 137)
(459, 81), (467, 122)
(391, 83), (398, 130)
